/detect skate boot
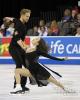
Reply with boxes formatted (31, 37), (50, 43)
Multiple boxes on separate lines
(10, 84), (23, 94)
(22, 86), (30, 93)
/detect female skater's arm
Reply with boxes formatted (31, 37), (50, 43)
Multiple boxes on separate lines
(37, 51), (66, 61)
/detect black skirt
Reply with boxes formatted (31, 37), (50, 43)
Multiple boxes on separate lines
(29, 62), (50, 80)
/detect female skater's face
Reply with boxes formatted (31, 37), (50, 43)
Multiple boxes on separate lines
(31, 38), (40, 46)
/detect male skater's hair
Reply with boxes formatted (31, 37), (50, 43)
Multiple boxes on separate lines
(37, 38), (49, 53)
(20, 8), (31, 15)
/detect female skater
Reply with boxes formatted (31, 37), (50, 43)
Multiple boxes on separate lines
(11, 37), (67, 93)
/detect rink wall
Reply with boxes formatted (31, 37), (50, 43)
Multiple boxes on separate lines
(0, 36), (80, 65)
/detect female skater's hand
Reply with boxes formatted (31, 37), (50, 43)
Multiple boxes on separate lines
(62, 57), (68, 60)
(64, 57), (68, 60)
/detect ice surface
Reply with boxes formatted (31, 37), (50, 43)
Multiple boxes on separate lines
(0, 64), (80, 100)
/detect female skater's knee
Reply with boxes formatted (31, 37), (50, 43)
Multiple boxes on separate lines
(48, 76), (52, 81)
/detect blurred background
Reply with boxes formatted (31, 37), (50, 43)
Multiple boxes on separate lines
(0, 0), (79, 18)
(0, 0), (80, 36)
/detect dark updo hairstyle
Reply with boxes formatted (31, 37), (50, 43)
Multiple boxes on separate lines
(36, 38), (49, 53)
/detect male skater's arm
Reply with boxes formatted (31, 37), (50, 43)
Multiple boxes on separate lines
(17, 39), (28, 50)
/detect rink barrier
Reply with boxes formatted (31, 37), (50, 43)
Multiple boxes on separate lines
(0, 36), (80, 65)
(0, 58), (80, 65)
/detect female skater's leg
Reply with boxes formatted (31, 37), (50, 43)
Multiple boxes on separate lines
(15, 68), (32, 84)
(47, 75), (65, 90)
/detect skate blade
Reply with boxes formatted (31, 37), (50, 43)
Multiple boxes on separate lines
(10, 90), (25, 94)
(10, 90), (30, 95)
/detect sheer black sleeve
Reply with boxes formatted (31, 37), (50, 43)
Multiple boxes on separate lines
(37, 51), (65, 61)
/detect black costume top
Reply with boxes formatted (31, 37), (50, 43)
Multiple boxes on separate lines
(9, 19), (27, 68)
(10, 18), (27, 48)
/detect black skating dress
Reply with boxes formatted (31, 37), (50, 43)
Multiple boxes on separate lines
(25, 50), (64, 82)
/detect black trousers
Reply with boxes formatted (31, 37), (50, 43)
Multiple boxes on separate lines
(9, 45), (28, 88)
(14, 76), (27, 88)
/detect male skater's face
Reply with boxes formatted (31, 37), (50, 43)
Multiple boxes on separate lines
(22, 12), (30, 23)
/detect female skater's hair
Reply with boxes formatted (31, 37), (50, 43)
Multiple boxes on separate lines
(36, 38), (49, 53)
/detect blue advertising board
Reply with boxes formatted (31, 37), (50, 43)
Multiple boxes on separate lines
(0, 37), (80, 65)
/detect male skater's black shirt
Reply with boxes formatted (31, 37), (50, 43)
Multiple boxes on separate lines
(10, 18), (27, 48)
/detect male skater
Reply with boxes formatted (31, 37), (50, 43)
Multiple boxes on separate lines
(9, 8), (31, 92)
